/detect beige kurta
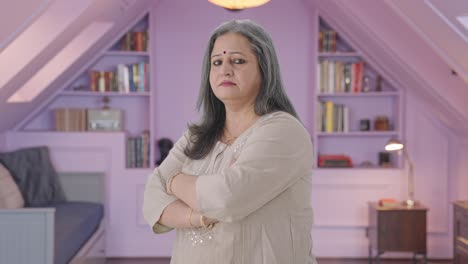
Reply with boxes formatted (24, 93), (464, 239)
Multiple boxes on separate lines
(143, 111), (317, 264)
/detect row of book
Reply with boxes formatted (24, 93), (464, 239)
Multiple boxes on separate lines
(318, 30), (337, 52)
(127, 131), (150, 168)
(317, 101), (349, 133)
(54, 108), (88, 131)
(119, 31), (149, 52)
(317, 60), (365, 94)
(89, 62), (149, 93)
(54, 108), (123, 132)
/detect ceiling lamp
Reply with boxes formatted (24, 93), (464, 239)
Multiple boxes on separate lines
(208, 0), (270, 10)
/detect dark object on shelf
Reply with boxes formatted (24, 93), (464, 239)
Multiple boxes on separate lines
(378, 152), (391, 167)
(374, 116), (389, 131)
(359, 160), (374, 168)
(156, 138), (174, 166)
(359, 119), (370, 131)
(453, 201), (468, 263)
(318, 155), (352, 168)
(72, 85), (87, 91)
(376, 75), (382, 91)
(367, 202), (428, 263)
(101, 96), (110, 109)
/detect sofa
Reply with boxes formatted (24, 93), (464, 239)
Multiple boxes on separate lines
(0, 146), (105, 264)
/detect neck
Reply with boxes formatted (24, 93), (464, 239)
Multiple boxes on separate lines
(224, 105), (259, 138)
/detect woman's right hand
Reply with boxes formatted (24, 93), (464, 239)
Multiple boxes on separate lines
(195, 213), (218, 229)
(204, 216), (219, 226)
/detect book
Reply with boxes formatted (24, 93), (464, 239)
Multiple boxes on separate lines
(378, 198), (400, 208)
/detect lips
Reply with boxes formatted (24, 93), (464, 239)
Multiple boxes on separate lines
(220, 80), (236, 86)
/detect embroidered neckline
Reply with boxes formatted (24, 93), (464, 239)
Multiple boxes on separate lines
(218, 113), (273, 149)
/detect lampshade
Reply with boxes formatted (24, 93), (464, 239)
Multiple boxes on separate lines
(385, 138), (404, 152)
(208, 0), (270, 10)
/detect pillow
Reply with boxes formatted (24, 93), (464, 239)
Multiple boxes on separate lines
(0, 146), (67, 207)
(0, 163), (25, 209)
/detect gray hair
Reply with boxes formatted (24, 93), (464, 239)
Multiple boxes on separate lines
(185, 19), (298, 159)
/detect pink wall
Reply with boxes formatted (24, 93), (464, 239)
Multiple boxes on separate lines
(152, 0), (314, 139)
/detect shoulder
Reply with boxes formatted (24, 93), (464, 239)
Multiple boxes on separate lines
(171, 130), (191, 148)
(257, 111), (307, 133)
(253, 111), (311, 144)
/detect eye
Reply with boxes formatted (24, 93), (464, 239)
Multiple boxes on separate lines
(212, 60), (222, 66)
(233, 58), (245, 64)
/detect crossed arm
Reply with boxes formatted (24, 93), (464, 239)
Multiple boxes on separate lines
(157, 173), (216, 229)
(143, 113), (313, 232)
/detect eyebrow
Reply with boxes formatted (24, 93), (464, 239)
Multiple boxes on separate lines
(211, 51), (245, 58)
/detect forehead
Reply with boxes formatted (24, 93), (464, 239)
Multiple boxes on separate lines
(211, 32), (252, 54)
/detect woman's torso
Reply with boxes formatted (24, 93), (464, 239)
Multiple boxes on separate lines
(170, 112), (316, 264)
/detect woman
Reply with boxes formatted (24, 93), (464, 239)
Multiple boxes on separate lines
(143, 19), (316, 264)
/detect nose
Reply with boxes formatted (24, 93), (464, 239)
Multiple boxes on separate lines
(220, 60), (233, 76)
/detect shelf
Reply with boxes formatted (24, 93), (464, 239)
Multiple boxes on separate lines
(60, 91), (150, 97)
(124, 167), (154, 175)
(317, 92), (399, 97)
(318, 52), (361, 57)
(16, 130), (126, 134)
(103, 51), (149, 56)
(313, 167), (400, 171)
(317, 131), (398, 137)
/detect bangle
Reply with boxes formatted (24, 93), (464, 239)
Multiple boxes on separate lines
(188, 208), (194, 227)
(167, 173), (179, 194)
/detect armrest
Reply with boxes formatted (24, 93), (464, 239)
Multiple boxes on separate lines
(0, 207), (55, 264)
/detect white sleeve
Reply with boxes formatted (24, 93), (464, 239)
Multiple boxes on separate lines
(143, 132), (189, 233)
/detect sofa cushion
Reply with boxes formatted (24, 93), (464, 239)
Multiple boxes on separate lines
(0, 163), (24, 208)
(0, 146), (67, 207)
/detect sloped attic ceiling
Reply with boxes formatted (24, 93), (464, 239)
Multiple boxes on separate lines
(0, 0), (52, 51)
(386, 0), (468, 84)
(308, 0), (468, 135)
(0, 0), (154, 132)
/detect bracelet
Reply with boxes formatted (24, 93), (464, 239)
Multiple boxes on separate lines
(167, 173), (179, 195)
(188, 208), (194, 227)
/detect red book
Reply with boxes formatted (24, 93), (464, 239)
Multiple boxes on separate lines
(89, 71), (98, 92)
(378, 198), (400, 207)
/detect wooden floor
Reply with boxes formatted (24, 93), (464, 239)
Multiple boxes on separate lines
(106, 258), (453, 264)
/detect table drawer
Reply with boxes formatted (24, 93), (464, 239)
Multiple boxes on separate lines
(455, 211), (468, 239)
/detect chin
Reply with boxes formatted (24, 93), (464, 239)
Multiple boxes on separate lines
(213, 91), (236, 101)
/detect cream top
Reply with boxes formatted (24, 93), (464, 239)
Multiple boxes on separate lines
(143, 111), (316, 264)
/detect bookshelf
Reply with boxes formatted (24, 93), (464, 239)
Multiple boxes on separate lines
(314, 17), (402, 169)
(20, 13), (153, 170)
(12, 10), (162, 256)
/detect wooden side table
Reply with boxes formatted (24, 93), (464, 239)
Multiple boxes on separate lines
(367, 202), (428, 264)
(453, 201), (468, 263)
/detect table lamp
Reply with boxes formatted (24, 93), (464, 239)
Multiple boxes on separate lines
(385, 138), (415, 207)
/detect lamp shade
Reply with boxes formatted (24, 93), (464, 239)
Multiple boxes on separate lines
(208, 0), (270, 10)
(385, 138), (404, 152)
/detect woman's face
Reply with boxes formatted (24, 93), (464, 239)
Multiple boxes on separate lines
(209, 32), (261, 108)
